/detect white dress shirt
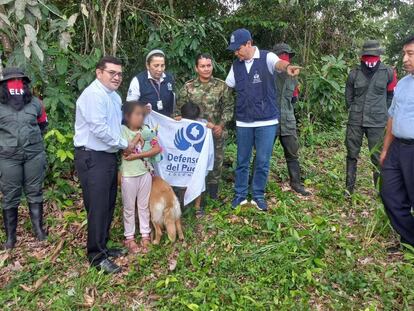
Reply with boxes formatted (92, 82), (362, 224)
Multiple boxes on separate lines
(74, 79), (127, 153)
(225, 47), (280, 128)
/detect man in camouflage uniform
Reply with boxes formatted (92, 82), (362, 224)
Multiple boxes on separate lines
(345, 40), (397, 195)
(175, 53), (233, 199)
(273, 43), (310, 196)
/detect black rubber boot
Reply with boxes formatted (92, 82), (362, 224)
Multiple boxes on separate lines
(345, 158), (357, 196)
(207, 183), (219, 200)
(3, 208), (18, 250)
(287, 161), (311, 196)
(28, 203), (47, 241)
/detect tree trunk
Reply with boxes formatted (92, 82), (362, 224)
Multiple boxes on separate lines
(102, 0), (113, 55)
(168, 0), (174, 14)
(0, 5), (12, 54)
(111, 0), (122, 55)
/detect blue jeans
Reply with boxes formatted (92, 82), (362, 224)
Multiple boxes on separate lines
(234, 124), (278, 200)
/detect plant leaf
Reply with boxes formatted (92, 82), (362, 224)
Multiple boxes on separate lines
(0, 0), (14, 5)
(67, 13), (78, 27)
(59, 32), (71, 50)
(56, 56), (68, 75)
(24, 24), (37, 42)
(0, 12), (11, 26)
(24, 36), (31, 58)
(27, 5), (42, 20)
(31, 41), (44, 62)
(80, 3), (89, 17)
(14, 0), (26, 21)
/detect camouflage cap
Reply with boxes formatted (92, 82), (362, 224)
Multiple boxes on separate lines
(360, 40), (384, 56)
(272, 43), (296, 57)
(0, 67), (31, 82)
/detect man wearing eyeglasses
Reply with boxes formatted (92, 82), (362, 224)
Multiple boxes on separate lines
(74, 56), (135, 274)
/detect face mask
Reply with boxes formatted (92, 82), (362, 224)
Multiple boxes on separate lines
(361, 55), (380, 68)
(278, 53), (291, 63)
(6, 79), (25, 111)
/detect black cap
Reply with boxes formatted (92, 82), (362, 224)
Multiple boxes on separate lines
(272, 43), (296, 57)
(0, 67), (31, 82)
(360, 40), (384, 56)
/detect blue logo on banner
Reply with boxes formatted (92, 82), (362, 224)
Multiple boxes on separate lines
(174, 123), (205, 152)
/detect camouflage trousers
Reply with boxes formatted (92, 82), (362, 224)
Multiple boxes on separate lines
(207, 135), (225, 186)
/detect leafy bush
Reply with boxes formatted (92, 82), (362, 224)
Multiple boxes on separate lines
(144, 16), (229, 85)
(297, 53), (349, 127)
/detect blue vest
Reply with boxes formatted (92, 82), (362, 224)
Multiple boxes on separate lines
(233, 50), (279, 122)
(136, 71), (175, 116)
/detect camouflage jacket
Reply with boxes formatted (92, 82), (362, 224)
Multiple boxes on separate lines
(176, 77), (234, 125)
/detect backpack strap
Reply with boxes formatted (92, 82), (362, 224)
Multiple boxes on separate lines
(386, 66), (394, 84)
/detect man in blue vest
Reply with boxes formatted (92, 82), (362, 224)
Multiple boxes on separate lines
(226, 28), (301, 211)
(127, 50), (175, 116)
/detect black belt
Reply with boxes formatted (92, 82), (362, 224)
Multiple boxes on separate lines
(396, 138), (414, 145)
(75, 146), (94, 151)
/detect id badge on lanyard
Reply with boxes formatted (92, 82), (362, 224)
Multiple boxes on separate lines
(157, 100), (163, 110)
(151, 80), (163, 111)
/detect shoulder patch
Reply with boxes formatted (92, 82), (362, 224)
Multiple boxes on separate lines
(184, 79), (195, 85)
(214, 77), (226, 84)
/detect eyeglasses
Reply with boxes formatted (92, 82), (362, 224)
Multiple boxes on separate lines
(103, 69), (123, 78)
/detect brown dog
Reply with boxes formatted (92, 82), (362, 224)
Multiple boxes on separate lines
(149, 176), (184, 244)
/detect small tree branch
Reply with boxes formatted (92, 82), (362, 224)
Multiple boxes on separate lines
(102, 0), (113, 55)
(81, 1), (89, 54)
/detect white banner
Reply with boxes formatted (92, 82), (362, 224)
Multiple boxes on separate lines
(145, 111), (214, 205)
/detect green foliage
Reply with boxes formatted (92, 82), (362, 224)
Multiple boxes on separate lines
(298, 53), (349, 127)
(385, 3), (414, 68)
(144, 15), (228, 85)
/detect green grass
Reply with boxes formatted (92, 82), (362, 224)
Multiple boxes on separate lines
(1, 127), (414, 310)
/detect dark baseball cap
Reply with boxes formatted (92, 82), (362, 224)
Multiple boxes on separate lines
(227, 28), (252, 51)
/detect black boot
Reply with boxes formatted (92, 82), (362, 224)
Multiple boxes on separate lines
(207, 183), (219, 200)
(287, 161), (311, 196)
(28, 203), (47, 241)
(3, 208), (18, 249)
(345, 158), (357, 195)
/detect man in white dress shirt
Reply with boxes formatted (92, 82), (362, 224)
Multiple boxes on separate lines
(74, 56), (134, 273)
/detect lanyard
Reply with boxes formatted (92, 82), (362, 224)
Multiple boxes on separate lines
(150, 79), (161, 100)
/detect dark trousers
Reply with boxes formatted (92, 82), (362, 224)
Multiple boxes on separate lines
(380, 139), (414, 246)
(74, 149), (118, 265)
(345, 125), (384, 171)
(0, 151), (46, 210)
(279, 134), (299, 163)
